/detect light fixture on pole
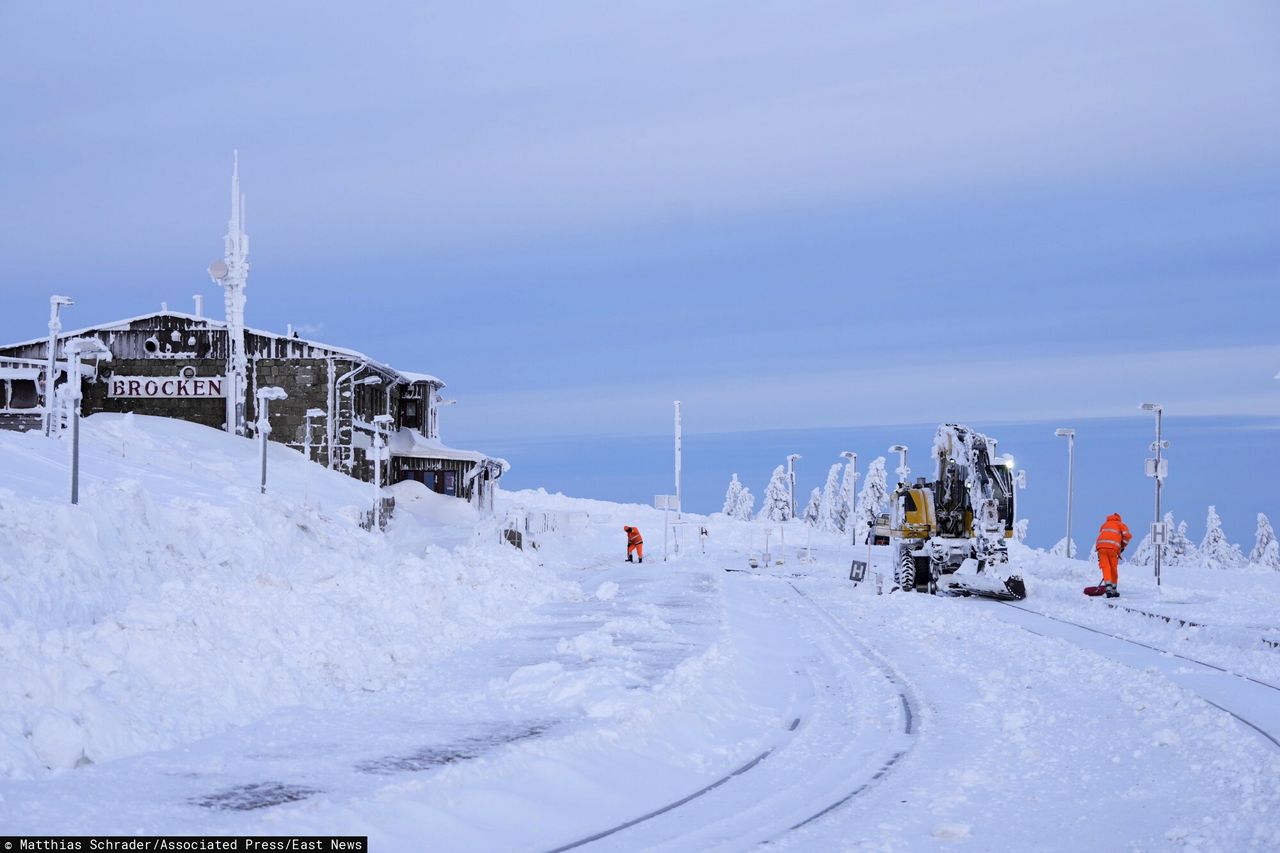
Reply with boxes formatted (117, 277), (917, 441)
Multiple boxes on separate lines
(786, 453), (801, 520)
(840, 450), (858, 544)
(888, 444), (909, 485)
(44, 295), (74, 436)
(1140, 403), (1169, 586)
(62, 338), (111, 505)
(1054, 428), (1075, 557)
(255, 387), (288, 494)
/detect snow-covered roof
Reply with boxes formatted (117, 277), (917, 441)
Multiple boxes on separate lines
(387, 429), (507, 471)
(0, 310), (446, 388)
(397, 370), (444, 386)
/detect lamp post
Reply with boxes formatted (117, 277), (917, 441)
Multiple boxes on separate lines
(786, 453), (801, 520)
(63, 338), (111, 504)
(888, 444), (909, 485)
(256, 387), (288, 494)
(45, 295), (74, 436)
(371, 413), (394, 530)
(840, 450), (858, 544)
(674, 401), (682, 520)
(1140, 403), (1168, 586)
(1054, 428), (1075, 557)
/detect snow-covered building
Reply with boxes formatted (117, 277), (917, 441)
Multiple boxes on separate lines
(0, 155), (505, 508)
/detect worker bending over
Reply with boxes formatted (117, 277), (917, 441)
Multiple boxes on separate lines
(624, 525), (644, 563)
(1095, 512), (1132, 598)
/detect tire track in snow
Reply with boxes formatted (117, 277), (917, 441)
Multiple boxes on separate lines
(543, 576), (922, 851)
(780, 581), (922, 835)
(994, 601), (1280, 751)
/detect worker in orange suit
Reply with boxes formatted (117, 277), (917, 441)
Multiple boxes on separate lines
(1095, 512), (1132, 598)
(624, 525), (644, 563)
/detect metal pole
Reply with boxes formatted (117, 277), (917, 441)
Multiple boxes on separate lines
(69, 355), (80, 504)
(1154, 409), (1163, 586)
(259, 404), (269, 494)
(45, 296), (71, 436)
(373, 431), (383, 529)
(663, 502), (670, 562)
(786, 454), (800, 520)
(674, 401), (682, 520)
(1066, 433), (1074, 558)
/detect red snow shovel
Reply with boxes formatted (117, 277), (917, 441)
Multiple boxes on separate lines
(1082, 585), (1106, 597)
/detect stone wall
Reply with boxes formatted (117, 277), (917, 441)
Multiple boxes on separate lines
(82, 358), (228, 431)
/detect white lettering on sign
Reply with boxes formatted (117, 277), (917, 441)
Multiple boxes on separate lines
(108, 376), (227, 398)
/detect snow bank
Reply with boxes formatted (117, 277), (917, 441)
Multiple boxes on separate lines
(0, 416), (568, 778)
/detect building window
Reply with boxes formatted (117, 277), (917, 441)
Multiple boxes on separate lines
(5, 379), (38, 410)
(401, 399), (420, 429)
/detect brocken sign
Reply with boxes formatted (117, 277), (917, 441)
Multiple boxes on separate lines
(108, 367), (226, 399)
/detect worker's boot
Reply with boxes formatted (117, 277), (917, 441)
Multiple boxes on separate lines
(1104, 582), (1119, 598)
(626, 555), (633, 563)
(638, 557), (643, 563)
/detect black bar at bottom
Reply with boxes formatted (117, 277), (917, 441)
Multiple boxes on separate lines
(0, 838), (368, 853)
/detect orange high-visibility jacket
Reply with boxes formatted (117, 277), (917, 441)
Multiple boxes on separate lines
(625, 526), (644, 546)
(1095, 514), (1132, 553)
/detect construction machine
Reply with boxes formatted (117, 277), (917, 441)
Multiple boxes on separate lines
(888, 424), (1027, 600)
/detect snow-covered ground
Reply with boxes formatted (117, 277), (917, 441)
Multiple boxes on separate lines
(2, 415), (1278, 850)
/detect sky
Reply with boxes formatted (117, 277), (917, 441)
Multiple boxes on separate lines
(2, 2), (1278, 542)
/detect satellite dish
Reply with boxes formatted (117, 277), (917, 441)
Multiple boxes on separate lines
(208, 260), (229, 281)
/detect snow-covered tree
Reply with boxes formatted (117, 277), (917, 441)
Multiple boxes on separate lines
(1250, 513), (1280, 569)
(818, 463), (845, 532)
(802, 487), (822, 526)
(1127, 530), (1154, 567)
(758, 465), (792, 522)
(1199, 505), (1244, 569)
(735, 485), (756, 521)
(1167, 515), (1199, 567)
(1050, 538), (1077, 559)
(722, 474), (745, 517)
(852, 457), (889, 542)
(1014, 518), (1029, 543)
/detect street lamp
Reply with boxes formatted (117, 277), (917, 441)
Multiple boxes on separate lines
(1054, 428), (1075, 557)
(1140, 402), (1169, 586)
(45, 295), (74, 436)
(63, 337), (111, 504)
(302, 408), (326, 506)
(786, 453), (801, 520)
(888, 444), (909, 485)
(840, 451), (858, 543)
(256, 387), (288, 494)
(370, 413), (394, 530)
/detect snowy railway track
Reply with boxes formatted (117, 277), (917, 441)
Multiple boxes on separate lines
(992, 601), (1280, 751)
(543, 575), (922, 852)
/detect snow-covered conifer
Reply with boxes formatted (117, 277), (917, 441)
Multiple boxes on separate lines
(1050, 538), (1077, 559)
(722, 474), (745, 517)
(1014, 518), (1029, 542)
(818, 463), (845, 532)
(1167, 515), (1199, 567)
(736, 485), (756, 520)
(1249, 513), (1280, 569)
(1199, 506), (1244, 569)
(759, 465), (792, 522)
(802, 487), (822, 526)
(1127, 530), (1154, 567)
(852, 457), (889, 541)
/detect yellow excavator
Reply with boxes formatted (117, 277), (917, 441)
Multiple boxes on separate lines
(889, 424), (1026, 600)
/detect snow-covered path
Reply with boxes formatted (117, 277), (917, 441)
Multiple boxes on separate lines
(4, 420), (1279, 850)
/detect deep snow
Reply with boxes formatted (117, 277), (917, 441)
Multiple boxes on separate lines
(2, 415), (1278, 851)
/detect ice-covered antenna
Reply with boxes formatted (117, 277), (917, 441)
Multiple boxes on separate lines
(210, 151), (251, 436)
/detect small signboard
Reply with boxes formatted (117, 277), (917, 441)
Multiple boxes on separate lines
(849, 559), (868, 583)
(654, 494), (678, 510)
(1150, 521), (1169, 546)
(1144, 458), (1169, 479)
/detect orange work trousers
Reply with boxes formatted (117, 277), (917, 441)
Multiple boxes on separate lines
(1097, 548), (1119, 585)
(628, 542), (643, 560)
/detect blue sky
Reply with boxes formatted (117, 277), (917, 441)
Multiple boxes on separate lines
(2, 2), (1278, 538)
